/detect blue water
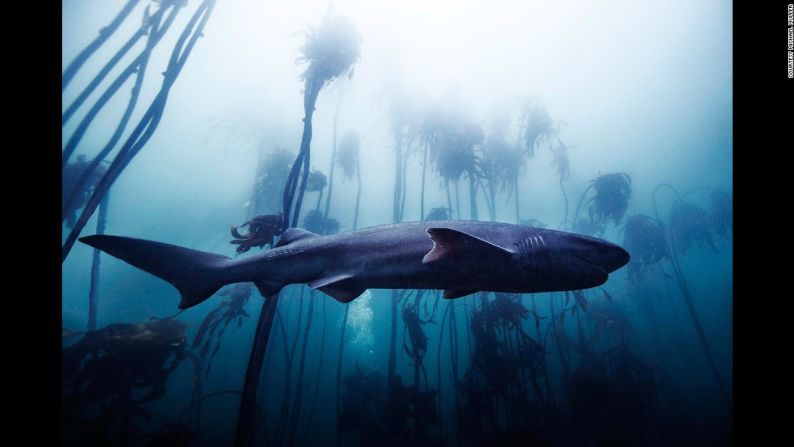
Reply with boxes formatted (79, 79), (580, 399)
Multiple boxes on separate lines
(62, 1), (732, 445)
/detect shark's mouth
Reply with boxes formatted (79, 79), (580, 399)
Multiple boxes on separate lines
(569, 253), (610, 284)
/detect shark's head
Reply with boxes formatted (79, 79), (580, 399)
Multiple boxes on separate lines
(515, 230), (630, 291)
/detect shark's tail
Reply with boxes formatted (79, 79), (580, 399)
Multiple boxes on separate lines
(79, 235), (233, 309)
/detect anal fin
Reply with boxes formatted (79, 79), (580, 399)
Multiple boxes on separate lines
(443, 289), (478, 299)
(308, 273), (366, 303)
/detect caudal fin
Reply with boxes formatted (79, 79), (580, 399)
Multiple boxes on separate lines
(79, 235), (232, 309)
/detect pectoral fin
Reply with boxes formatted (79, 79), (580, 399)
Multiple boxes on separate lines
(309, 273), (366, 303)
(423, 228), (516, 264)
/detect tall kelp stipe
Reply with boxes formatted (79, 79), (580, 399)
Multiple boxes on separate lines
(234, 14), (361, 447)
(62, 0), (215, 336)
(480, 110), (526, 223)
(335, 129), (363, 229)
(651, 184), (731, 403)
(323, 83), (350, 219)
(62, 0), (216, 261)
(332, 128), (362, 446)
(61, 0), (142, 91)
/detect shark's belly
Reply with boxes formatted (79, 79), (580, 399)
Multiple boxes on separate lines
(351, 252), (513, 291)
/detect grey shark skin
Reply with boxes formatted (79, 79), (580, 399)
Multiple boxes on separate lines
(79, 220), (629, 309)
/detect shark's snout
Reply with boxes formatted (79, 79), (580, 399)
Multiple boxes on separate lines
(565, 233), (630, 274)
(601, 243), (630, 273)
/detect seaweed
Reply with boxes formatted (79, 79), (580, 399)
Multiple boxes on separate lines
(63, 317), (192, 444)
(230, 213), (284, 254)
(589, 172), (632, 224)
(192, 284), (253, 377)
(622, 214), (669, 281)
(302, 210), (340, 235)
(709, 188), (732, 239)
(567, 346), (660, 446)
(669, 200), (718, 254)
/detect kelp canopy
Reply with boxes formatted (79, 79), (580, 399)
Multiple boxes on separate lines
(518, 97), (556, 157)
(337, 129), (361, 180)
(299, 15), (362, 91)
(622, 214), (668, 281)
(589, 172), (632, 224)
(669, 200), (718, 254)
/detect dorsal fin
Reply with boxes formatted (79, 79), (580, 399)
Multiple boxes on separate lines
(422, 228), (515, 264)
(275, 228), (319, 247)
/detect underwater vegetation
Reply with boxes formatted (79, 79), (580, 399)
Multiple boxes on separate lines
(669, 200), (719, 255)
(518, 97), (557, 158)
(566, 346), (660, 446)
(62, 2), (731, 447)
(709, 188), (732, 239)
(63, 317), (196, 445)
(62, 0), (217, 261)
(424, 207), (451, 221)
(336, 130), (360, 180)
(569, 172), (632, 239)
(302, 209), (340, 235)
(587, 172), (633, 224)
(457, 293), (551, 445)
(62, 155), (108, 228)
(193, 284), (253, 377)
(622, 215), (668, 282)
(230, 213), (285, 253)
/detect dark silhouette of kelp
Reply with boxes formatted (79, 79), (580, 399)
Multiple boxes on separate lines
(589, 172), (632, 224)
(669, 200), (718, 255)
(481, 111), (525, 222)
(652, 183), (730, 403)
(230, 213), (285, 254)
(251, 148), (295, 218)
(338, 363), (440, 447)
(425, 207), (451, 221)
(62, 0), (142, 91)
(63, 155), (108, 229)
(457, 293), (553, 445)
(193, 284), (253, 377)
(338, 365), (390, 445)
(571, 172), (632, 239)
(566, 346), (660, 447)
(336, 129), (363, 229)
(551, 139), (572, 226)
(622, 215), (669, 282)
(281, 14), (361, 230)
(518, 97), (557, 158)
(303, 210), (340, 235)
(307, 170), (328, 211)
(63, 0), (217, 262)
(235, 14), (361, 447)
(709, 188), (732, 239)
(63, 317), (195, 445)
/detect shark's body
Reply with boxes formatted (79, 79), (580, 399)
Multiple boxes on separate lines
(80, 220), (629, 309)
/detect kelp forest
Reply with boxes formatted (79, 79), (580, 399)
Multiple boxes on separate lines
(62, 1), (733, 446)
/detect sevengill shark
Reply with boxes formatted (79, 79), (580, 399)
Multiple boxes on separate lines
(79, 220), (629, 309)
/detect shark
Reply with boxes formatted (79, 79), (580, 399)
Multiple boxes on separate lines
(79, 220), (630, 309)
